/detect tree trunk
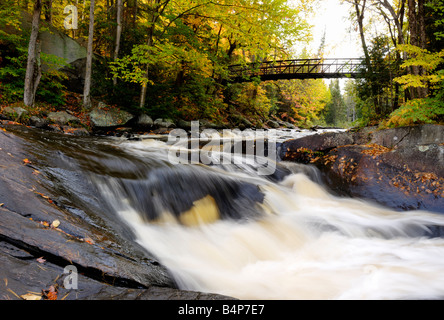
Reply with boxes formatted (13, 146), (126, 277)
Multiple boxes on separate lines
(43, 0), (52, 23)
(354, 0), (371, 70)
(113, 0), (123, 86)
(132, 0), (138, 26)
(408, 0), (428, 99)
(354, 0), (380, 114)
(139, 0), (171, 109)
(83, 0), (95, 108)
(23, 0), (42, 107)
(139, 33), (153, 109)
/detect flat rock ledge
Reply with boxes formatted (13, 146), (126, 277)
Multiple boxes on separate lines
(280, 124), (444, 214)
(0, 124), (234, 300)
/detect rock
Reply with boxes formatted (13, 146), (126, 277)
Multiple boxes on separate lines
(266, 120), (280, 129)
(47, 124), (63, 132)
(280, 131), (356, 163)
(282, 121), (297, 129)
(370, 124), (444, 148)
(48, 111), (80, 125)
(29, 116), (48, 128)
(154, 118), (175, 129)
(89, 103), (133, 128)
(137, 114), (154, 127)
(199, 119), (220, 129)
(318, 144), (444, 213)
(177, 119), (192, 130)
(62, 126), (90, 136)
(0, 124), (236, 300)
(1, 106), (29, 121)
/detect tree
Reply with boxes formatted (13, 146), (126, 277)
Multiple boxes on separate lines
(83, 0), (95, 108)
(325, 80), (346, 126)
(112, 0), (123, 86)
(407, 0), (428, 98)
(23, 0), (42, 107)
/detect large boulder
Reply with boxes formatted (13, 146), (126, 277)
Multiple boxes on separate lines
(1, 106), (29, 121)
(89, 103), (133, 128)
(281, 125), (444, 213)
(47, 111), (80, 125)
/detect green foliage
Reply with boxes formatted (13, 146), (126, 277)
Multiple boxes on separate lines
(324, 80), (347, 127)
(274, 78), (329, 127)
(385, 97), (444, 127)
(0, 1), (67, 106)
(394, 44), (444, 90)
(426, 0), (444, 41)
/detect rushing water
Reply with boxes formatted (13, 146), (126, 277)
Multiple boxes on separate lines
(88, 128), (444, 300)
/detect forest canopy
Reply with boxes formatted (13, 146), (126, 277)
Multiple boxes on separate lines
(0, 0), (443, 129)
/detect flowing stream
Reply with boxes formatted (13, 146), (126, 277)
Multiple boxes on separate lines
(85, 128), (444, 300)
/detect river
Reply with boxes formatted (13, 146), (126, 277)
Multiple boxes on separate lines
(80, 127), (444, 300)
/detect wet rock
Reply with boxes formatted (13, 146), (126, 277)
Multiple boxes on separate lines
(136, 114), (154, 128)
(62, 126), (90, 136)
(177, 119), (192, 130)
(266, 120), (280, 129)
(0, 124), (234, 299)
(281, 124), (444, 213)
(280, 131), (356, 163)
(29, 116), (48, 128)
(154, 118), (176, 129)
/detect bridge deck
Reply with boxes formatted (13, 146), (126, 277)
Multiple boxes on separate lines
(228, 58), (366, 82)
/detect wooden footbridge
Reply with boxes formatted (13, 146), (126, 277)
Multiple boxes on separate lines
(228, 58), (367, 82)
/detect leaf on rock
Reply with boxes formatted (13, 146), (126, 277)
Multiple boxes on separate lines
(36, 257), (46, 264)
(20, 292), (42, 300)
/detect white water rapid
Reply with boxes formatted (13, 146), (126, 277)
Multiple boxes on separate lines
(96, 129), (444, 300)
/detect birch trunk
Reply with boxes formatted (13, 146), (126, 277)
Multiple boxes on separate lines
(83, 0), (95, 108)
(113, 0), (123, 86)
(23, 0), (42, 107)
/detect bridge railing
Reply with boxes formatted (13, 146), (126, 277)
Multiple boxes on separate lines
(228, 58), (367, 81)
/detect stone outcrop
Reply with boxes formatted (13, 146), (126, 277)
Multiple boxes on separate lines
(281, 124), (444, 213)
(0, 124), (234, 300)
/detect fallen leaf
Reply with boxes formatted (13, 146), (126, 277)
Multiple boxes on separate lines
(84, 237), (95, 245)
(42, 285), (57, 300)
(21, 293), (42, 300)
(51, 220), (60, 228)
(40, 221), (50, 227)
(22, 158), (31, 165)
(36, 257), (46, 264)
